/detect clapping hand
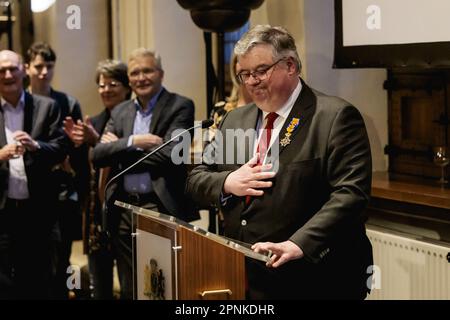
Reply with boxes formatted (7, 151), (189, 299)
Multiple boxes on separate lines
(63, 116), (100, 147)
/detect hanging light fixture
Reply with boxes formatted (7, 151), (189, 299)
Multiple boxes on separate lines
(177, 0), (264, 32)
(31, 0), (55, 13)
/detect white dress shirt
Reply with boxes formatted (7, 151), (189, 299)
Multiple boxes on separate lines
(1, 92), (29, 199)
(253, 80), (302, 164)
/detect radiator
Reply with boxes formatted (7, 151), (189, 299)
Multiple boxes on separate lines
(366, 228), (450, 300)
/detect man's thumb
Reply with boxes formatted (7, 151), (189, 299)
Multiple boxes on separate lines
(247, 153), (260, 167)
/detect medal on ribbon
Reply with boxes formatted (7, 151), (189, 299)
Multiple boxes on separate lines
(280, 117), (301, 147)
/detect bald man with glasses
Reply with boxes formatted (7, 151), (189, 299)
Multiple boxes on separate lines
(0, 50), (66, 299)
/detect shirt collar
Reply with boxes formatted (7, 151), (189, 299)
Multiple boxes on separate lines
(134, 87), (164, 116)
(1, 91), (26, 111)
(262, 79), (302, 121)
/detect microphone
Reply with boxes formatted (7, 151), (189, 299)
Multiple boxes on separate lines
(199, 119), (214, 129)
(102, 119), (214, 215)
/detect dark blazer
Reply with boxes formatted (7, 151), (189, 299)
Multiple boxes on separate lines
(92, 88), (198, 224)
(85, 109), (110, 227)
(50, 89), (82, 121)
(90, 109), (110, 138)
(49, 89), (90, 240)
(186, 82), (373, 299)
(50, 89), (90, 199)
(0, 92), (66, 220)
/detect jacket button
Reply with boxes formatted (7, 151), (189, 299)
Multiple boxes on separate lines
(241, 219), (247, 226)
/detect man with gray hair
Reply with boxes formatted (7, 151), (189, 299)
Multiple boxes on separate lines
(187, 25), (373, 299)
(92, 48), (198, 299)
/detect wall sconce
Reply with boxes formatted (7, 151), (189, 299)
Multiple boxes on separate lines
(31, 0), (55, 13)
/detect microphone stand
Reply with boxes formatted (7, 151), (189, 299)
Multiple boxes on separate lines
(100, 119), (213, 231)
(98, 119), (212, 299)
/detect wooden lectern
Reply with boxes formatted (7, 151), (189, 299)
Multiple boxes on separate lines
(115, 201), (270, 300)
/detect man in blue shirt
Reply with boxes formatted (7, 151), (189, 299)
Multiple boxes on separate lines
(92, 48), (198, 299)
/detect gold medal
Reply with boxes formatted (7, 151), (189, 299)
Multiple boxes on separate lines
(280, 136), (291, 147)
(279, 117), (301, 147)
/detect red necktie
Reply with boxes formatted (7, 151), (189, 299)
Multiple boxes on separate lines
(245, 112), (279, 205)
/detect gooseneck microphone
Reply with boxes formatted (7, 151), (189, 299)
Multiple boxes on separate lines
(102, 119), (214, 215)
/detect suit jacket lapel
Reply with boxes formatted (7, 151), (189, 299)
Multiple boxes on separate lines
(240, 105), (260, 163)
(149, 89), (169, 134)
(273, 81), (316, 157)
(93, 109), (110, 135)
(0, 92), (33, 145)
(124, 101), (137, 136)
(24, 92), (35, 136)
(0, 106), (6, 146)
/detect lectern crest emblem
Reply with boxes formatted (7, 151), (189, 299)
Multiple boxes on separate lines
(143, 258), (165, 300)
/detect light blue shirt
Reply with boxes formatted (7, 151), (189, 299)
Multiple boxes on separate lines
(124, 88), (163, 194)
(1, 92), (29, 199)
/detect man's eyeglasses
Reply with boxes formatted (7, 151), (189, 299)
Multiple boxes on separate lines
(98, 81), (123, 89)
(236, 58), (286, 84)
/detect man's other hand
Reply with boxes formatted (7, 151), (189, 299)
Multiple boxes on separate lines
(252, 240), (304, 268)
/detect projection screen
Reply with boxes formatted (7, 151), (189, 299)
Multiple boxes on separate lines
(334, 0), (450, 68)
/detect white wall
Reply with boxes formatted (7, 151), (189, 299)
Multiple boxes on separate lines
(251, 0), (307, 78)
(112, 0), (154, 60)
(112, 0), (206, 121)
(251, 0), (388, 171)
(303, 0), (388, 171)
(33, 0), (110, 117)
(152, 1), (206, 121)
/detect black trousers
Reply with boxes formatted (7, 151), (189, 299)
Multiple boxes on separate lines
(245, 256), (369, 300)
(51, 199), (82, 299)
(0, 198), (54, 299)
